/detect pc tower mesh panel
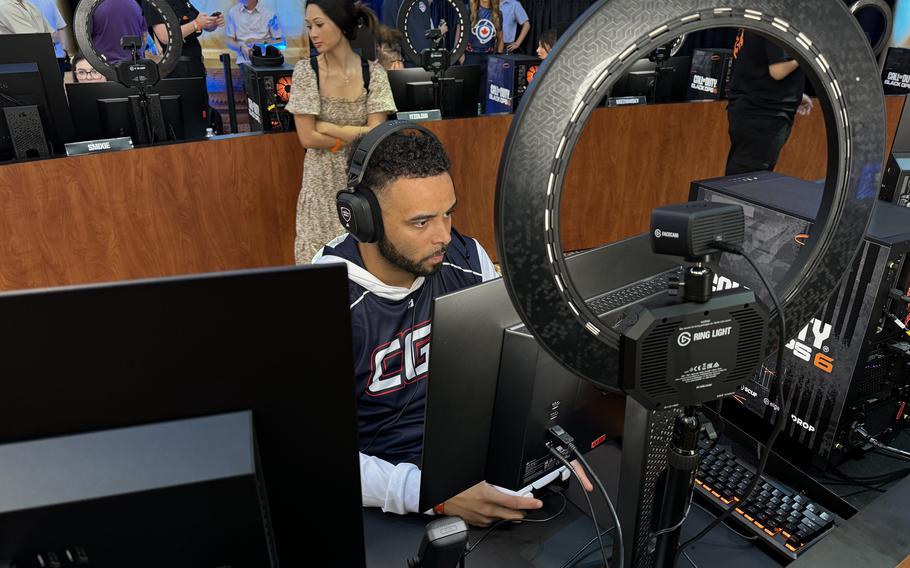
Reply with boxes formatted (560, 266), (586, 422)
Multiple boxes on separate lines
(619, 399), (676, 568)
(3, 106), (48, 159)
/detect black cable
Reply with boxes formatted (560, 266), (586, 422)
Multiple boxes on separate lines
(872, 446), (910, 462)
(549, 446), (610, 568)
(558, 527), (615, 568)
(568, 445), (624, 568)
(690, 502), (758, 541)
(828, 466), (910, 482)
(463, 519), (510, 556)
(653, 482), (694, 536)
(674, 242), (791, 566)
(461, 491), (568, 557)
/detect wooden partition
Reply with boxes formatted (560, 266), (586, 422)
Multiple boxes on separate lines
(0, 133), (303, 291)
(0, 97), (903, 292)
(428, 95), (905, 256)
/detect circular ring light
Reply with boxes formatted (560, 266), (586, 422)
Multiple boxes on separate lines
(495, 0), (885, 393)
(850, 0), (893, 58)
(397, 0), (468, 68)
(74, 0), (182, 82)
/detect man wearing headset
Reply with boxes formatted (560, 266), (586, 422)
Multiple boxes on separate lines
(314, 122), (592, 525)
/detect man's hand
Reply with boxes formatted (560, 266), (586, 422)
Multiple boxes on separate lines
(797, 93), (813, 117)
(506, 41), (521, 53)
(197, 13), (223, 33)
(241, 44), (251, 59)
(442, 481), (542, 527)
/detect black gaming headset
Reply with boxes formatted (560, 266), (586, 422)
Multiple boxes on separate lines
(335, 120), (438, 243)
(250, 44), (285, 67)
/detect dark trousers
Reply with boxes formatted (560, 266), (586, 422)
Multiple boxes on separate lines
(725, 112), (793, 175)
(169, 56), (208, 80)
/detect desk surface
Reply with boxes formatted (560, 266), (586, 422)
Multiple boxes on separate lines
(363, 442), (783, 568)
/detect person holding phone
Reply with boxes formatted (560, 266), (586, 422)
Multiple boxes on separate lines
(146, 0), (225, 79)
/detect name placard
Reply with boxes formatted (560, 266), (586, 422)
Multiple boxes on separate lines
(65, 137), (134, 157)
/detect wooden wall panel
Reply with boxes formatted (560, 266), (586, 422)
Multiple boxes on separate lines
(0, 96), (902, 291)
(432, 95), (904, 257)
(0, 134), (303, 291)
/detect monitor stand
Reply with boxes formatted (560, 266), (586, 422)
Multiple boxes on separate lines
(128, 92), (168, 145)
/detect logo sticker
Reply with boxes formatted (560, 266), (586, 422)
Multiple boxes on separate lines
(340, 207), (352, 224)
(472, 19), (496, 44)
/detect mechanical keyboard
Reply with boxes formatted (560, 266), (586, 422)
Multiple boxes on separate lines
(585, 273), (672, 316)
(694, 445), (837, 560)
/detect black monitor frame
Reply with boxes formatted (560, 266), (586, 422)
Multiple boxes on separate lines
(0, 62), (55, 161)
(419, 239), (649, 511)
(609, 56), (692, 103)
(0, 265), (364, 567)
(387, 65), (481, 118)
(65, 78), (208, 144)
(0, 34), (74, 155)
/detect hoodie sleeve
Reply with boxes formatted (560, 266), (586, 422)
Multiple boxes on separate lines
(473, 239), (499, 282)
(360, 452), (428, 514)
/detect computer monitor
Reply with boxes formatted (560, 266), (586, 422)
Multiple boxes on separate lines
(0, 63), (54, 161)
(387, 65), (481, 118)
(0, 265), (364, 567)
(417, 239), (659, 511)
(65, 78), (208, 144)
(609, 56), (691, 103)
(0, 34), (74, 158)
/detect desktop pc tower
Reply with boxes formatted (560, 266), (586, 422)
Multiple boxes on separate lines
(485, 54), (541, 114)
(690, 172), (910, 469)
(242, 63), (295, 132)
(881, 94), (910, 207)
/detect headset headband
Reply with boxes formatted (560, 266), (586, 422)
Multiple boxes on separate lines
(346, 120), (436, 188)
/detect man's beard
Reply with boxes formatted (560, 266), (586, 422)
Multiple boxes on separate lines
(378, 236), (447, 278)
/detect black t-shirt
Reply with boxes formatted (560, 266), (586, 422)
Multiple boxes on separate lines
(147, 0), (202, 59)
(727, 29), (804, 121)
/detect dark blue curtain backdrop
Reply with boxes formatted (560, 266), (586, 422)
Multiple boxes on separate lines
(369, 0), (896, 57)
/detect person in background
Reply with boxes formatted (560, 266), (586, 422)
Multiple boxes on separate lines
(90, 0), (148, 63)
(500, 0), (528, 54)
(536, 28), (556, 60)
(725, 28), (813, 175)
(0, 0), (51, 36)
(225, 0), (285, 66)
(285, 0), (397, 264)
(381, 0), (403, 26)
(71, 51), (106, 83)
(147, 0), (224, 78)
(29, 0), (71, 74)
(460, 0), (503, 106)
(375, 23), (404, 70)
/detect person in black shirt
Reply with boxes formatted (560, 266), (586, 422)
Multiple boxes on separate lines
(725, 29), (813, 175)
(147, 0), (224, 79)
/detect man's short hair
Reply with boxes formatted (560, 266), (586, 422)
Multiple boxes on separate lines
(347, 131), (451, 196)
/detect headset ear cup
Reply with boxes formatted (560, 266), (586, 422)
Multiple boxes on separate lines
(249, 44), (284, 67)
(359, 186), (384, 242)
(336, 186), (383, 243)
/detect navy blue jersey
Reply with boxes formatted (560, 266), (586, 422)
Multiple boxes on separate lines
(315, 230), (497, 465)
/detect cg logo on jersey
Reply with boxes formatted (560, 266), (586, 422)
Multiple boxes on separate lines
(472, 19), (496, 44)
(367, 321), (432, 395)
